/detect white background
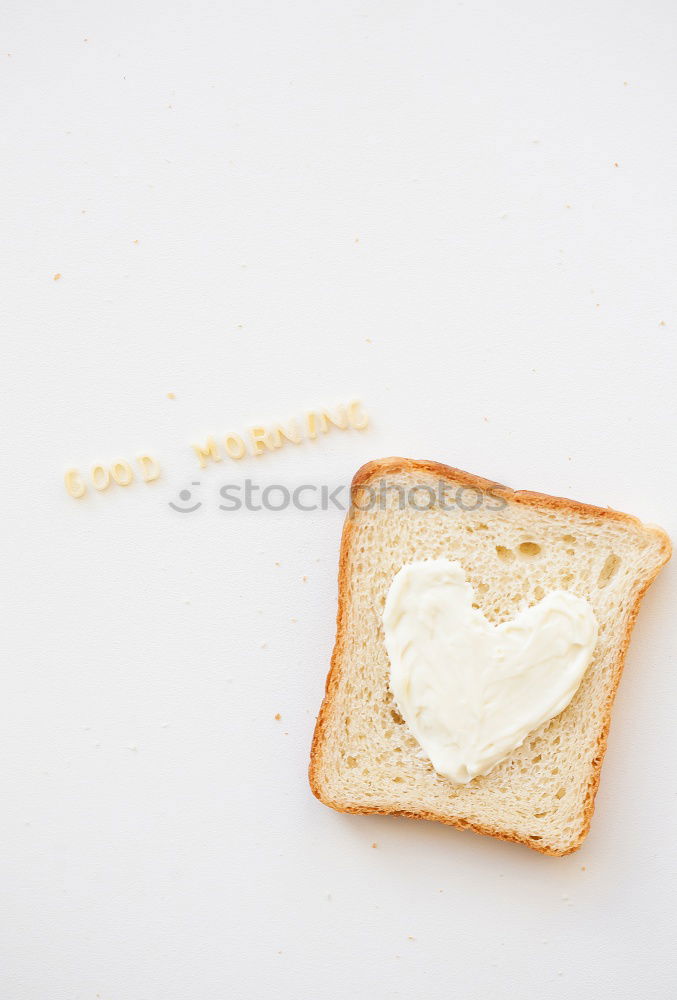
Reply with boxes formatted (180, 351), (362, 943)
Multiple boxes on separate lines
(2, 2), (676, 998)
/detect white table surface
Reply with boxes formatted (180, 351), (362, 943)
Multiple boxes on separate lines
(2, 2), (676, 998)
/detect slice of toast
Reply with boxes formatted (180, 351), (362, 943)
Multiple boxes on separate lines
(309, 458), (671, 855)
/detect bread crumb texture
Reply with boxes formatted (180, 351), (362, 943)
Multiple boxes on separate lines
(310, 458), (671, 855)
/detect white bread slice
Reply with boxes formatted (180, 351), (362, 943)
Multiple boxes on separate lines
(309, 458), (671, 855)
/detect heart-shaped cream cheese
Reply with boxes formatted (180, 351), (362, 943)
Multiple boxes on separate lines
(383, 559), (598, 784)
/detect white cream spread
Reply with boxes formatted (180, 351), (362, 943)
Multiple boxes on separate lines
(383, 559), (598, 784)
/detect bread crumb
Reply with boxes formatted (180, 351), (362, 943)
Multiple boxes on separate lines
(659, 321), (666, 327)
(274, 713), (281, 721)
(275, 561), (281, 567)
(302, 576), (308, 582)
(365, 338), (372, 343)
(371, 842), (378, 848)
(53, 273), (61, 281)
(290, 618), (297, 623)
(407, 936), (416, 941)
(613, 161), (619, 167)
(167, 392), (175, 399)
(581, 865), (586, 871)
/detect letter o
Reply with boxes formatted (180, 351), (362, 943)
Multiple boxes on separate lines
(91, 464), (110, 491)
(408, 485), (436, 511)
(111, 460), (134, 486)
(456, 486), (483, 511)
(224, 433), (246, 460)
(262, 485), (290, 511)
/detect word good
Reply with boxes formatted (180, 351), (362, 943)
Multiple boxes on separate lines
(64, 455), (160, 498)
